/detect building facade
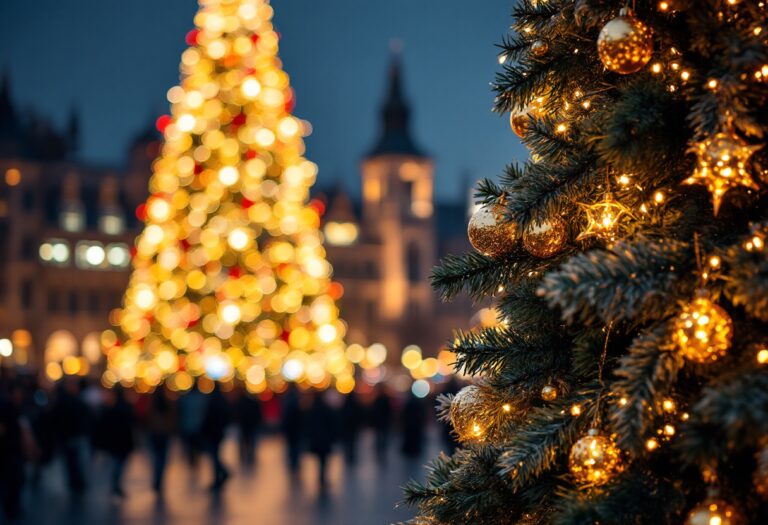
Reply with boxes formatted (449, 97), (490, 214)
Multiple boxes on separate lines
(0, 73), (156, 376)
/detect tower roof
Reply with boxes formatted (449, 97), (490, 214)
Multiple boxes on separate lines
(367, 55), (426, 159)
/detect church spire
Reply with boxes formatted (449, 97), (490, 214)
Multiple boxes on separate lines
(367, 50), (425, 159)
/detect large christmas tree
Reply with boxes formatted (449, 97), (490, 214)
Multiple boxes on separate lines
(102, 0), (353, 394)
(405, 1), (768, 524)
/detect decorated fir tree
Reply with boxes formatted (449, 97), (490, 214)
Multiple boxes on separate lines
(102, 0), (353, 394)
(405, 1), (768, 524)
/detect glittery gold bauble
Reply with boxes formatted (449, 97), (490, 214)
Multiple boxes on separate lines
(684, 131), (761, 215)
(510, 111), (529, 138)
(541, 384), (558, 402)
(597, 9), (654, 74)
(449, 385), (486, 443)
(672, 293), (733, 364)
(523, 217), (568, 258)
(569, 429), (623, 485)
(685, 499), (742, 525)
(531, 40), (549, 57)
(468, 204), (517, 257)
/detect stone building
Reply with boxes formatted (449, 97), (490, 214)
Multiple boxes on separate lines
(0, 72), (156, 376)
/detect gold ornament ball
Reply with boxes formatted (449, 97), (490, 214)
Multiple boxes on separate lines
(597, 9), (654, 74)
(531, 40), (549, 57)
(468, 204), (517, 257)
(510, 111), (529, 138)
(541, 384), (558, 402)
(672, 295), (733, 364)
(449, 385), (486, 443)
(685, 499), (742, 525)
(569, 429), (623, 485)
(523, 217), (568, 258)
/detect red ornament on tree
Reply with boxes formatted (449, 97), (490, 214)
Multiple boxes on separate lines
(185, 29), (200, 46)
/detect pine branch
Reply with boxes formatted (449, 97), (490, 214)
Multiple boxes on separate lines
(724, 223), (768, 322)
(609, 324), (684, 455)
(538, 236), (693, 326)
(497, 387), (598, 490)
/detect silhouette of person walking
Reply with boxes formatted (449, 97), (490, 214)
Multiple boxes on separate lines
(400, 393), (426, 458)
(0, 383), (26, 520)
(234, 388), (262, 467)
(146, 387), (176, 493)
(370, 384), (393, 463)
(280, 385), (303, 475)
(339, 391), (363, 465)
(306, 391), (337, 490)
(100, 386), (135, 498)
(52, 377), (89, 494)
(177, 383), (206, 469)
(201, 384), (231, 491)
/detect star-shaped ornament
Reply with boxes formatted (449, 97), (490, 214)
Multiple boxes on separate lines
(684, 131), (761, 215)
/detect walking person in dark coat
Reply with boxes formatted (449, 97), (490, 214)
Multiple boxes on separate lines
(234, 388), (263, 467)
(306, 391), (337, 490)
(52, 377), (90, 494)
(201, 384), (231, 491)
(370, 384), (393, 464)
(400, 393), (427, 458)
(146, 387), (176, 493)
(0, 384), (25, 521)
(280, 384), (303, 475)
(100, 386), (135, 498)
(339, 391), (363, 465)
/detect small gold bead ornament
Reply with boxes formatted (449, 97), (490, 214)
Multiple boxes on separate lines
(672, 291), (733, 364)
(569, 428), (623, 485)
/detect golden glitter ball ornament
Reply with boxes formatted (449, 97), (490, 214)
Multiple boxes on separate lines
(569, 429), (623, 485)
(510, 111), (529, 138)
(684, 130), (761, 215)
(541, 384), (558, 402)
(672, 292), (733, 364)
(468, 204), (517, 257)
(685, 498), (742, 525)
(597, 8), (654, 74)
(449, 385), (486, 443)
(523, 216), (568, 258)
(530, 40), (549, 57)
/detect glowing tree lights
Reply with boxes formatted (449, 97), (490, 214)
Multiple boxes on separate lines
(102, 0), (353, 394)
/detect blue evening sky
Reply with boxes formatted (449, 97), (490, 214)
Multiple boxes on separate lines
(0, 0), (526, 202)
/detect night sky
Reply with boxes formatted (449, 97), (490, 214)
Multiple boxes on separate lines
(0, 0), (525, 202)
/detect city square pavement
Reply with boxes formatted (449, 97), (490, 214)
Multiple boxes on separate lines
(16, 431), (444, 525)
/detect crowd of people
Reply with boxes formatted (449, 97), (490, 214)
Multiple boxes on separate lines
(0, 370), (461, 522)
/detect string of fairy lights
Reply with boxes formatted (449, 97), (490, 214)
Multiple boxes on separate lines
(457, 1), (768, 522)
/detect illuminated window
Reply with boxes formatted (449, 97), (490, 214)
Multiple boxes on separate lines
(75, 241), (107, 270)
(100, 211), (125, 235)
(106, 243), (131, 268)
(40, 239), (71, 266)
(324, 221), (359, 246)
(60, 204), (85, 232)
